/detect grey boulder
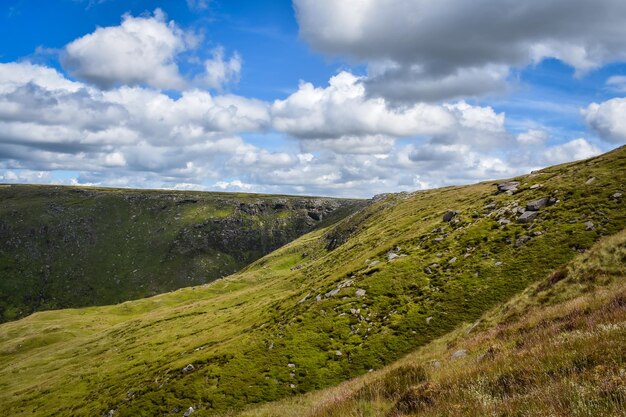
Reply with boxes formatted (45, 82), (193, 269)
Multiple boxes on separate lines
(517, 211), (538, 223)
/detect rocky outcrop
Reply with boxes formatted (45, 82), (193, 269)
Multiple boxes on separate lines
(496, 181), (520, 194)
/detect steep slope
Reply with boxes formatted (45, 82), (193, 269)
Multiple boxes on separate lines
(0, 185), (363, 322)
(0, 146), (624, 416)
(242, 228), (626, 417)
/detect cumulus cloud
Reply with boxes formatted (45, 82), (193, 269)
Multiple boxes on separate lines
(62, 9), (191, 89)
(0, 62), (269, 185)
(584, 98), (626, 143)
(294, 0), (626, 102)
(61, 9), (240, 91)
(541, 138), (602, 164)
(517, 129), (549, 145)
(0, 62), (610, 198)
(272, 71), (456, 139)
(196, 47), (242, 90)
(272, 72), (511, 151)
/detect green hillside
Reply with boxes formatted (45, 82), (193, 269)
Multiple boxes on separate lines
(241, 223), (626, 417)
(0, 146), (624, 416)
(0, 185), (363, 322)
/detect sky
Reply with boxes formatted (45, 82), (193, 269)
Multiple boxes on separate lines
(0, 0), (626, 198)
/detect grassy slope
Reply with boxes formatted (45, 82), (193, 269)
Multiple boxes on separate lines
(242, 228), (626, 417)
(0, 185), (362, 321)
(0, 146), (624, 416)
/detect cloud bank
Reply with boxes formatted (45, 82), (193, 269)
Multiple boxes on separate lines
(294, 0), (626, 102)
(1, 5), (624, 197)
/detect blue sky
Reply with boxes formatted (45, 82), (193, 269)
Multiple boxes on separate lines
(1, 0), (625, 197)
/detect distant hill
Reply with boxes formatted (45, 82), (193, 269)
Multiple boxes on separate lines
(0, 145), (624, 416)
(0, 185), (364, 321)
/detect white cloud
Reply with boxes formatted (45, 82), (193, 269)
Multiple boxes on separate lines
(294, 0), (626, 102)
(0, 62), (269, 184)
(584, 98), (626, 143)
(517, 129), (549, 145)
(214, 180), (253, 190)
(187, 0), (210, 11)
(607, 76), (626, 92)
(61, 9), (240, 91)
(542, 138), (602, 164)
(62, 9), (191, 89)
(196, 47), (242, 90)
(272, 71), (457, 139)
(300, 135), (395, 155)
(0, 62), (611, 198)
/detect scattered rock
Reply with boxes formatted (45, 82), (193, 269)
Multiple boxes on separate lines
(355, 288), (366, 297)
(442, 210), (459, 222)
(298, 293), (310, 304)
(497, 218), (511, 226)
(517, 211), (538, 223)
(448, 257), (457, 264)
(426, 316), (433, 324)
(533, 231), (543, 236)
(586, 177), (596, 185)
(290, 384), (296, 389)
(526, 197), (550, 211)
(288, 363), (296, 368)
(107, 411), (115, 417)
(548, 197), (558, 205)
(182, 364), (195, 374)
(451, 349), (468, 359)
(612, 192), (623, 199)
(430, 360), (442, 369)
(369, 260), (381, 267)
(432, 237), (444, 243)
(315, 294), (322, 302)
(387, 252), (399, 261)
(484, 203), (496, 210)
(495, 261), (503, 266)
(335, 350), (343, 356)
(584, 221), (595, 231)
(325, 288), (340, 298)
(183, 407), (194, 417)
(497, 181), (520, 194)
(515, 235), (531, 248)
(530, 184), (541, 189)
(424, 266), (433, 275)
